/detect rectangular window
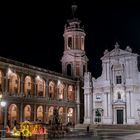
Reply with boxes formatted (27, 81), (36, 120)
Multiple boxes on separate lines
(116, 75), (122, 84)
(96, 95), (101, 100)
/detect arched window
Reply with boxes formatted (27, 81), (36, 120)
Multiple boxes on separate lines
(67, 108), (74, 123)
(36, 77), (45, 97)
(67, 64), (71, 76)
(58, 82), (64, 100)
(48, 106), (54, 124)
(68, 85), (75, 101)
(81, 37), (84, 50)
(8, 104), (18, 128)
(68, 37), (72, 49)
(118, 92), (121, 99)
(8, 72), (20, 95)
(24, 105), (31, 121)
(59, 107), (64, 123)
(37, 106), (43, 121)
(48, 81), (55, 99)
(24, 76), (33, 96)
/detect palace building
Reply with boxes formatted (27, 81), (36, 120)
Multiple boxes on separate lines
(84, 43), (140, 125)
(0, 4), (88, 129)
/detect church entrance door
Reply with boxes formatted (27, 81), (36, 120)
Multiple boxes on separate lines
(117, 110), (123, 124)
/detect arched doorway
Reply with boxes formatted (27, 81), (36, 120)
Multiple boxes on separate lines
(24, 105), (31, 121)
(67, 108), (74, 124)
(37, 106), (43, 122)
(58, 107), (64, 123)
(48, 106), (54, 124)
(8, 104), (18, 128)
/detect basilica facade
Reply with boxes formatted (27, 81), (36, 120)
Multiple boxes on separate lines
(0, 4), (88, 129)
(84, 43), (140, 125)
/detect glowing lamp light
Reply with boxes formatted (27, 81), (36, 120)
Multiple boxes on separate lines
(8, 68), (12, 75)
(36, 75), (40, 80)
(0, 94), (2, 99)
(57, 80), (60, 86)
(1, 101), (6, 107)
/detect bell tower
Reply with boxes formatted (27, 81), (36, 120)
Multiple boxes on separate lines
(61, 4), (88, 79)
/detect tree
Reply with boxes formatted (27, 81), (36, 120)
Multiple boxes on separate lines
(52, 108), (60, 129)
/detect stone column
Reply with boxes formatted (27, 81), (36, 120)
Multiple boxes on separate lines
(113, 108), (115, 124)
(108, 93), (111, 117)
(43, 105), (46, 123)
(45, 79), (49, 98)
(45, 106), (48, 123)
(34, 79), (37, 97)
(104, 93), (107, 117)
(126, 92), (130, 118)
(34, 104), (36, 121)
(5, 73), (8, 95)
(76, 80), (80, 123)
(93, 94), (95, 124)
(4, 106), (7, 128)
(65, 107), (68, 124)
(123, 108), (126, 124)
(130, 92), (134, 117)
(64, 84), (67, 101)
(20, 103), (23, 122)
(20, 74), (24, 96)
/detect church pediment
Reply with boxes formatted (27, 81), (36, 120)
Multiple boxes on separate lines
(101, 42), (138, 60)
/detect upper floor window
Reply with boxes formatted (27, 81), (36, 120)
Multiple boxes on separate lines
(96, 94), (101, 100)
(68, 37), (72, 49)
(81, 37), (84, 50)
(116, 75), (122, 84)
(76, 64), (80, 76)
(118, 92), (121, 99)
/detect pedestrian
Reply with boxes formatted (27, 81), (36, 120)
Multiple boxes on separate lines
(86, 125), (89, 133)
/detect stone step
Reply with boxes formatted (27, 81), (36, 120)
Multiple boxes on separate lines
(75, 124), (140, 130)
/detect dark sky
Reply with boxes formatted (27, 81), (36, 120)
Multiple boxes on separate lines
(1, 1), (140, 78)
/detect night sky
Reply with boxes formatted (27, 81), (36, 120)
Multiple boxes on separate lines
(1, 1), (140, 78)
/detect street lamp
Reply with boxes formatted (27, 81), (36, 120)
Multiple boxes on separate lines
(0, 92), (6, 138)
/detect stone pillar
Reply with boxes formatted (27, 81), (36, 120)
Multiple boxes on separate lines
(126, 92), (130, 118)
(93, 94), (95, 124)
(5, 73), (8, 95)
(34, 79), (37, 97)
(76, 80), (80, 123)
(4, 106), (7, 128)
(20, 74), (24, 96)
(43, 105), (46, 123)
(20, 103), (23, 122)
(113, 108), (115, 124)
(65, 107), (68, 124)
(108, 93), (111, 117)
(45, 106), (48, 123)
(64, 84), (67, 101)
(45, 79), (49, 98)
(123, 108), (126, 124)
(130, 92), (134, 118)
(104, 93), (107, 117)
(34, 104), (36, 121)
(84, 94), (87, 118)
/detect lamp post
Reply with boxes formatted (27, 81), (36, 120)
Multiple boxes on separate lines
(0, 92), (6, 138)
